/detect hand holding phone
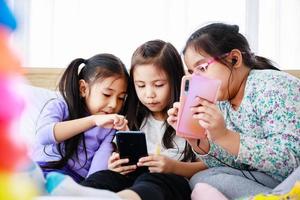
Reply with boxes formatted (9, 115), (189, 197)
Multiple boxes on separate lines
(176, 74), (221, 139)
(108, 152), (137, 175)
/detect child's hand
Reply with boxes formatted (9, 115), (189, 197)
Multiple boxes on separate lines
(191, 97), (228, 141)
(93, 114), (128, 130)
(167, 102), (181, 129)
(108, 152), (137, 175)
(137, 154), (175, 173)
(112, 116), (128, 131)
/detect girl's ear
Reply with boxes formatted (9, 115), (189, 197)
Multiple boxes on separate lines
(229, 49), (243, 68)
(79, 79), (88, 97)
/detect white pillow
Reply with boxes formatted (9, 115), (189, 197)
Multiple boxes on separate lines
(19, 84), (59, 151)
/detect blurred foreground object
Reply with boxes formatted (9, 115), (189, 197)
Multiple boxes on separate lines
(0, 0), (39, 199)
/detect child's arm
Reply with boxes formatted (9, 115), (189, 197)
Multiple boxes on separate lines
(36, 97), (127, 144)
(138, 155), (207, 178)
(53, 114), (126, 143)
(38, 111), (125, 144)
(171, 160), (207, 178)
(53, 115), (96, 142)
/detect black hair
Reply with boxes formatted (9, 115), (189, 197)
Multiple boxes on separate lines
(124, 39), (195, 161)
(43, 53), (129, 170)
(183, 23), (280, 71)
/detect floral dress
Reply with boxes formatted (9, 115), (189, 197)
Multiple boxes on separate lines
(197, 69), (300, 182)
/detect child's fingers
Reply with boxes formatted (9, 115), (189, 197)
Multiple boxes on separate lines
(193, 112), (212, 124)
(137, 160), (159, 167)
(173, 102), (181, 109)
(148, 167), (161, 173)
(119, 165), (137, 175)
(116, 164), (136, 173)
(138, 155), (158, 163)
(138, 155), (161, 166)
(167, 107), (178, 116)
(113, 115), (123, 125)
(198, 120), (210, 129)
(113, 119), (128, 131)
(109, 158), (129, 169)
(167, 115), (177, 124)
(120, 119), (128, 127)
(120, 169), (136, 175)
(108, 152), (119, 163)
(124, 125), (129, 131)
(195, 97), (218, 111)
(112, 114), (124, 125)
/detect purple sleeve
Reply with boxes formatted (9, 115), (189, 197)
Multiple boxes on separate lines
(35, 99), (68, 145)
(87, 130), (115, 176)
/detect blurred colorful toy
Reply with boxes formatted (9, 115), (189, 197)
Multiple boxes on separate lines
(0, 173), (38, 200)
(0, 28), (22, 74)
(0, 0), (39, 199)
(0, 129), (27, 171)
(0, 75), (25, 123)
(0, 0), (17, 31)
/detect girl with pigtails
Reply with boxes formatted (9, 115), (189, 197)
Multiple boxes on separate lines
(33, 53), (129, 183)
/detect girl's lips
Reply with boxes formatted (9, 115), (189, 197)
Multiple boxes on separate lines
(146, 102), (159, 107)
(98, 111), (109, 114)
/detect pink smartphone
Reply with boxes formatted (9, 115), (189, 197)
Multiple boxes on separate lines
(176, 74), (221, 139)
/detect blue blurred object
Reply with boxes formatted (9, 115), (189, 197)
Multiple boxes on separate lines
(0, 0), (17, 31)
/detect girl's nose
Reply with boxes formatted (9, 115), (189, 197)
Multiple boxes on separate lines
(108, 98), (117, 109)
(145, 87), (155, 98)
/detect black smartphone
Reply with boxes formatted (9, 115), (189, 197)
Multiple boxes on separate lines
(116, 131), (148, 165)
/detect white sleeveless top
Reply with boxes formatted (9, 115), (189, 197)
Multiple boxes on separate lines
(140, 114), (186, 161)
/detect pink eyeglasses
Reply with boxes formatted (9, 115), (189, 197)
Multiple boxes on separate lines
(194, 52), (230, 73)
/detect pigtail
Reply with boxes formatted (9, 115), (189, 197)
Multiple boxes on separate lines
(44, 58), (87, 170)
(252, 55), (280, 71)
(59, 58), (85, 114)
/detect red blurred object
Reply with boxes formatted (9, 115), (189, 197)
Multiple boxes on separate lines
(0, 128), (28, 172)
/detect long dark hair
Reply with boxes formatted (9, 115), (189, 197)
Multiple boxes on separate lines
(45, 53), (129, 169)
(183, 23), (280, 71)
(125, 40), (195, 161)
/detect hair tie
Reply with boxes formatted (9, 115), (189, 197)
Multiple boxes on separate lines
(78, 59), (86, 75)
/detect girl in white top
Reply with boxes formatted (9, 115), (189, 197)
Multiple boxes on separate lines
(93, 39), (203, 200)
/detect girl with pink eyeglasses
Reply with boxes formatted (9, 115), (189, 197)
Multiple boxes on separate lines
(167, 22), (300, 200)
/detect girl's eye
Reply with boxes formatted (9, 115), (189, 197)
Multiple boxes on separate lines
(103, 93), (111, 97)
(187, 69), (193, 74)
(196, 63), (208, 72)
(136, 85), (145, 88)
(199, 67), (206, 72)
(118, 95), (126, 101)
(155, 84), (164, 87)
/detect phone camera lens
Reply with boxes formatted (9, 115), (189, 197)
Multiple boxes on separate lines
(185, 80), (189, 92)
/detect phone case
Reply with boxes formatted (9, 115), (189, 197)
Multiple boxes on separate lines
(176, 74), (221, 139)
(116, 131), (148, 165)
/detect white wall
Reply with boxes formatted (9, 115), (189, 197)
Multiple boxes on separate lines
(10, 0), (300, 69)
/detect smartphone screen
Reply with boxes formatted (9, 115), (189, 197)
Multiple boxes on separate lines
(176, 74), (221, 139)
(116, 131), (148, 165)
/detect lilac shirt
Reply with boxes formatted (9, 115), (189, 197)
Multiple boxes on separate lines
(32, 98), (115, 179)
